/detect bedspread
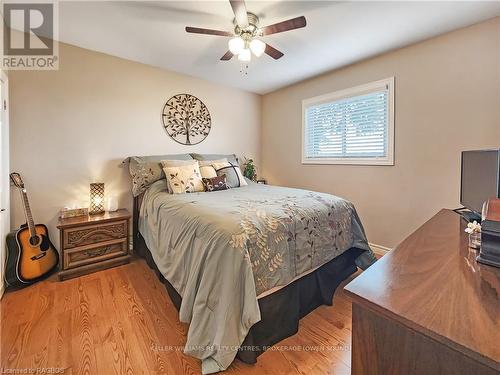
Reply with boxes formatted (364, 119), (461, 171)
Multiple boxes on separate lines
(139, 179), (375, 373)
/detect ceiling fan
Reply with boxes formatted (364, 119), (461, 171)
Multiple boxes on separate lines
(185, 0), (306, 62)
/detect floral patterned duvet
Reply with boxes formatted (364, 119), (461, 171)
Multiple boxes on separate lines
(139, 179), (375, 374)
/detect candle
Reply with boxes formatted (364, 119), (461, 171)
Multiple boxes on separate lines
(106, 196), (118, 212)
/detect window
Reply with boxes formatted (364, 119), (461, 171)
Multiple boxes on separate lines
(302, 77), (394, 165)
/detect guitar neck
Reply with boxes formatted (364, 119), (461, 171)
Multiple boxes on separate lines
(20, 189), (36, 238)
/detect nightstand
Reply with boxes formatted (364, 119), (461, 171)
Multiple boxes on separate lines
(57, 209), (131, 281)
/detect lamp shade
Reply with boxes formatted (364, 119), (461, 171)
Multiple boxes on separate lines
(89, 183), (105, 215)
(238, 48), (251, 62)
(228, 37), (244, 55)
(250, 39), (265, 57)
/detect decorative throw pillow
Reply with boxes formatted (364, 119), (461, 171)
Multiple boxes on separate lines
(126, 154), (193, 197)
(199, 166), (218, 179)
(199, 158), (227, 179)
(202, 175), (229, 192)
(163, 162), (204, 194)
(128, 159), (164, 197)
(161, 160), (200, 193)
(211, 162), (248, 188)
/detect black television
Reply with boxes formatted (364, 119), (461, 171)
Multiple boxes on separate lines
(460, 149), (500, 215)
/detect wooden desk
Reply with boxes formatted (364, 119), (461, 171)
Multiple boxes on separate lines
(345, 209), (500, 375)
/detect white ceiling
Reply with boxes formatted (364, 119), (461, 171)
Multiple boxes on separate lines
(55, 1), (500, 94)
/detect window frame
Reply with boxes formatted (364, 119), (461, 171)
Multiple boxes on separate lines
(302, 77), (395, 166)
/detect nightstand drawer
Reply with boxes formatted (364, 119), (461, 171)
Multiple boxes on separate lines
(58, 209), (131, 281)
(63, 219), (128, 249)
(64, 239), (128, 269)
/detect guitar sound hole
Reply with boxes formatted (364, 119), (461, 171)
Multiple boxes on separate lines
(29, 236), (40, 246)
(39, 235), (50, 251)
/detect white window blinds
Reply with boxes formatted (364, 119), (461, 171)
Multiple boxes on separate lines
(303, 78), (394, 165)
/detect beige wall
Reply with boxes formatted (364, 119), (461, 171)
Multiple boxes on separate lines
(9, 42), (261, 248)
(9, 17), (500, 252)
(261, 17), (500, 249)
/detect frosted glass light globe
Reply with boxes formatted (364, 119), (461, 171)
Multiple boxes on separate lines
(238, 48), (251, 62)
(250, 39), (265, 57)
(228, 37), (244, 55)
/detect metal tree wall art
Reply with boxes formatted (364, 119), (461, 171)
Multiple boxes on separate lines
(161, 94), (212, 145)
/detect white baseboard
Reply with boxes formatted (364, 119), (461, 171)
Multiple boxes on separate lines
(369, 242), (392, 256)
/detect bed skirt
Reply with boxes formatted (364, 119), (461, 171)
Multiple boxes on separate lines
(135, 233), (362, 364)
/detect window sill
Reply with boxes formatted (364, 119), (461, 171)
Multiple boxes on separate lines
(302, 158), (394, 166)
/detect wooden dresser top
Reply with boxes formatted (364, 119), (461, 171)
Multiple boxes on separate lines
(57, 209), (131, 229)
(345, 209), (500, 370)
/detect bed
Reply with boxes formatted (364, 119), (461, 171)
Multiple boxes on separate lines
(129, 156), (376, 374)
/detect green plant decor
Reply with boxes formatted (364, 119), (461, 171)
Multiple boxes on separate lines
(243, 158), (257, 182)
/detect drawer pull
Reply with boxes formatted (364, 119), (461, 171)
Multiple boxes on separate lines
(84, 247), (109, 257)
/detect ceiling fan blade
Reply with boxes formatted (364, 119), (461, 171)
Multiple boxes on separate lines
(220, 51), (234, 61)
(229, 0), (249, 28)
(264, 44), (284, 60)
(185, 26), (232, 37)
(260, 16), (306, 36)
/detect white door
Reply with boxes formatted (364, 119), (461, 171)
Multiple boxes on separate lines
(0, 71), (9, 298)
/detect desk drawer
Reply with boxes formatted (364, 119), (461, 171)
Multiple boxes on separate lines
(64, 239), (127, 269)
(63, 220), (127, 249)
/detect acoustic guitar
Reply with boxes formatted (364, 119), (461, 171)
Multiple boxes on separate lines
(5, 173), (59, 287)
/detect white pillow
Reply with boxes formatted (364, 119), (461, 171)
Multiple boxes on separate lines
(162, 162), (204, 194)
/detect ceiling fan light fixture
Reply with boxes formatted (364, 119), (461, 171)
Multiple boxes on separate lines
(228, 36), (244, 55)
(186, 1), (306, 65)
(249, 39), (265, 57)
(238, 48), (251, 62)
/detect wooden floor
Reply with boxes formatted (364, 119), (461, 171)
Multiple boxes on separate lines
(0, 258), (363, 375)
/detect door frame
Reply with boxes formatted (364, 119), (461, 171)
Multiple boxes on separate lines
(0, 70), (9, 299)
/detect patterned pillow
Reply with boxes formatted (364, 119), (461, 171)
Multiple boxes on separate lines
(126, 154), (192, 197)
(128, 159), (163, 197)
(163, 162), (204, 194)
(202, 175), (229, 192)
(211, 162), (248, 188)
(161, 160), (200, 193)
